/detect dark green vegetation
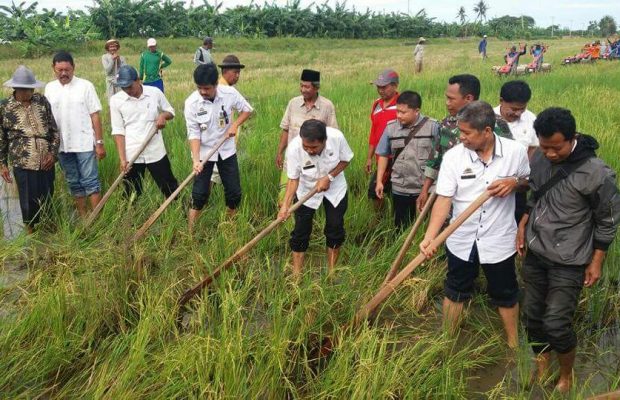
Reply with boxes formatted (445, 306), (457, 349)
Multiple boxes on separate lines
(0, 0), (617, 57)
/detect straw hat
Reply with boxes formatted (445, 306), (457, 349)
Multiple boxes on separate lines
(3, 65), (45, 89)
(105, 39), (120, 51)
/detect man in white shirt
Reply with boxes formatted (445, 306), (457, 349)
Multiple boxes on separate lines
(45, 51), (106, 217)
(109, 65), (178, 198)
(494, 80), (538, 158)
(494, 80), (537, 222)
(420, 101), (530, 348)
(185, 63), (253, 231)
(278, 119), (354, 278)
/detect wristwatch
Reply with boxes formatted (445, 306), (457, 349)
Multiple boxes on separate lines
(95, 139), (104, 145)
(327, 173), (335, 182)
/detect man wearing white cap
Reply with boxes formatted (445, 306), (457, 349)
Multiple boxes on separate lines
(414, 37), (426, 73)
(1, 66), (59, 233)
(139, 38), (172, 93)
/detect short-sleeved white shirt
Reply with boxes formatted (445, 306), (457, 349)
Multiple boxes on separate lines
(45, 77), (102, 153)
(109, 85), (175, 164)
(436, 135), (530, 263)
(494, 106), (538, 149)
(184, 85), (253, 162)
(286, 127), (354, 209)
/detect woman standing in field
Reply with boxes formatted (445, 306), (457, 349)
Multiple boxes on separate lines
(101, 39), (126, 100)
(0, 66), (59, 233)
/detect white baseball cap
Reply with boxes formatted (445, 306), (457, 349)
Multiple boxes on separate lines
(147, 38), (157, 47)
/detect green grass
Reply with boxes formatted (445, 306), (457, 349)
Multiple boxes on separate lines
(1, 37), (619, 398)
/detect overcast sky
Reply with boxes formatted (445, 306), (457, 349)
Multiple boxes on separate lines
(16, 0), (620, 30)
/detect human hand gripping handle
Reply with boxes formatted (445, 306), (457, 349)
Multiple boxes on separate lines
(419, 191), (492, 259)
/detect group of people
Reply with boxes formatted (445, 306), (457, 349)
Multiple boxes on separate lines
(0, 39), (250, 237)
(1, 39), (619, 394)
(317, 67), (618, 393)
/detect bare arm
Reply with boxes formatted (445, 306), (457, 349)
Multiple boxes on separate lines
(113, 135), (128, 173)
(276, 130), (289, 169)
(278, 178), (300, 219)
(419, 195), (453, 257)
(91, 112), (106, 160)
(188, 138), (204, 175)
(375, 156), (389, 199)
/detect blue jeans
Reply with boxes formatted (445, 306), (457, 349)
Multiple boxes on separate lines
(144, 79), (164, 93)
(58, 151), (101, 197)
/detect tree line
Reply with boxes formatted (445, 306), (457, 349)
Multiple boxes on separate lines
(0, 0), (617, 57)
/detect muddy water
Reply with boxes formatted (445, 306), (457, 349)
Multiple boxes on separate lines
(466, 326), (620, 398)
(0, 260), (29, 320)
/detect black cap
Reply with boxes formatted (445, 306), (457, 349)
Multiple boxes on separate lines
(300, 69), (320, 82)
(115, 65), (139, 88)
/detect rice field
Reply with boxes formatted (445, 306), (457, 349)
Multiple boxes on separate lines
(1, 37), (619, 399)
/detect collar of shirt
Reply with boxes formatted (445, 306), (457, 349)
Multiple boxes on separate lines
(375, 93), (399, 111)
(298, 95), (321, 110)
(400, 113), (426, 130)
(465, 134), (503, 164)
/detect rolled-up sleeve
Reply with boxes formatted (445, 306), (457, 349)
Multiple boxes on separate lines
(184, 99), (201, 141)
(157, 91), (175, 116)
(338, 134), (354, 162)
(286, 144), (301, 180)
(232, 89), (253, 113)
(280, 101), (292, 131)
(85, 82), (102, 114)
(435, 150), (457, 197)
(109, 98), (125, 136)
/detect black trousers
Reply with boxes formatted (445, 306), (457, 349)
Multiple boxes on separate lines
(290, 194), (347, 252)
(522, 251), (586, 354)
(392, 192), (418, 231)
(123, 155), (178, 198)
(191, 154), (241, 210)
(13, 167), (55, 226)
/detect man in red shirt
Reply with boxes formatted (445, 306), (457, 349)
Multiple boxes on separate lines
(366, 69), (399, 209)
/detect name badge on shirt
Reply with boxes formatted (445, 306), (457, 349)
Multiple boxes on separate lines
(197, 110), (209, 116)
(460, 167), (476, 180)
(303, 163), (316, 170)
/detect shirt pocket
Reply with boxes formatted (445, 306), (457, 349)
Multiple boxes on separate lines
(138, 103), (160, 123)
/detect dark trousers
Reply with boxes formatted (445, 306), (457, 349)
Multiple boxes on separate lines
(522, 251), (586, 354)
(445, 243), (519, 308)
(13, 167), (55, 226)
(290, 194), (347, 252)
(392, 192), (418, 231)
(191, 154), (241, 210)
(123, 155), (178, 198)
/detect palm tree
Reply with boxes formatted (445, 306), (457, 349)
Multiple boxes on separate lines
(456, 6), (466, 25)
(473, 0), (488, 24)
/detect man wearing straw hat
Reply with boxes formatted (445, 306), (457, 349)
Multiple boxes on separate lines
(185, 63), (253, 231)
(413, 37), (426, 73)
(210, 54), (247, 187)
(101, 39), (126, 100)
(0, 66), (59, 233)
(276, 69), (338, 202)
(109, 65), (178, 199)
(420, 101), (529, 349)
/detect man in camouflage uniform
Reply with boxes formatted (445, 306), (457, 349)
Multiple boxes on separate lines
(417, 74), (512, 210)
